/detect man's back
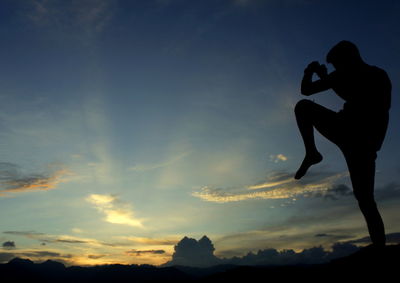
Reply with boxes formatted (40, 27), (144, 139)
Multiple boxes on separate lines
(330, 64), (391, 115)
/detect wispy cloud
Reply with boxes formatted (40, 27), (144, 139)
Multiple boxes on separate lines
(192, 171), (348, 203)
(88, 254), (107, 259)
(86, 194), (143, 228)
(126, 249), (166, 256)
(3, 231), (45, 238)
(0, 162), (71, 196)
(123, 236), (178, 246)
(3, 230), (133, 248)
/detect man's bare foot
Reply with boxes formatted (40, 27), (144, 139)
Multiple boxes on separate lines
(294, 152), (323, 179)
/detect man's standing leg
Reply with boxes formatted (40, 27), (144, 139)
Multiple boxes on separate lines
(344, 151), (386, 247)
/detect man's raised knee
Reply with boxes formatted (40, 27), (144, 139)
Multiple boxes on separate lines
(295, 99), (314, 114)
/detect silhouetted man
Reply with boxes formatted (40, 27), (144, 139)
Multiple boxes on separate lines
(294, 41), (391, 247)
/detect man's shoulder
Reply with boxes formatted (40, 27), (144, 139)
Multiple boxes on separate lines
(364, 64), (391, 82)
(366, 64), (388, 76)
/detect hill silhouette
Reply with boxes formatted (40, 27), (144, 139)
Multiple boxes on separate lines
(1, 244), (399, 282)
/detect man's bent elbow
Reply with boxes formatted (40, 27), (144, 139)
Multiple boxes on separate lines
(301, 88), (312, 96)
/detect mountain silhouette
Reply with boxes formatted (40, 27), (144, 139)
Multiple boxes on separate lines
(1, 244), (399, 282)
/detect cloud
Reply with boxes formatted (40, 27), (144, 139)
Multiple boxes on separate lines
(164, 236), (220, 267)
(124, 237), (178, 246)
(375, 182), (400, 201)
(88, 254), (106, 259)
(72, 228), (84, 234)
(3, 231), (131, 248)
(192, 171), (348, 203)
(86, 194), (143, 228)
(2, 241), (16, 250)
(319, 184), (353, 200)
(3, 231), (46, 238)
(3, 231), (91, 245)
(126, 249), (166, 256)
(0, 162), (71, 196)
(315, 233), (329, 237)
(164, 235), (361, 267)
(269, 154), (288, 163)
(345, 232), (400, 245)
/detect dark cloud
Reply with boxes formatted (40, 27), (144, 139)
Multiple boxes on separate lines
(2, 241), (16, 249)
(324, 184), (353, 200)
(328, 242), (360, 259)
(345, 232), (400, 245)
(88, 254), (106, 259)
(54, 239), (89, 244)
(164, 235), (362, 267)
(315, 233), (329, 237)
(376, 182), (400, 201)
(309, 183), (353, 200)
(164, 236), (220, 267)
(0, 163), (67, 195)
(3, 231), (45, 237)
(126, 250), (166, 256)
(221, 243), (360, 266)
(3, 230), (131, 248)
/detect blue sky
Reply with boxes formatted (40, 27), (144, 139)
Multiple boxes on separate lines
(0, 0), (399, 266)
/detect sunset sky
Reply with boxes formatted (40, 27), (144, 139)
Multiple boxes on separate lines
(0, 0), (399, 266)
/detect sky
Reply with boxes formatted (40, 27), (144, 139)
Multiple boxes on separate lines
(0, 0), (399, 266)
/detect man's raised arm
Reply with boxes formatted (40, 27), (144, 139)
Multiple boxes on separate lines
(301, 61), (330, 96)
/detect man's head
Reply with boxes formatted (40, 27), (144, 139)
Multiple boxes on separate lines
(326, 40), (364, 70)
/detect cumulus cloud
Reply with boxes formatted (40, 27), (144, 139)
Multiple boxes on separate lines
(86, 194), (143, 228)
(164, 235), (361, 267)
(164, 236), (220, 267)
(0, 162), (71, 196)
(192, 171), (348, 203)
(2, 241), (16, 250)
